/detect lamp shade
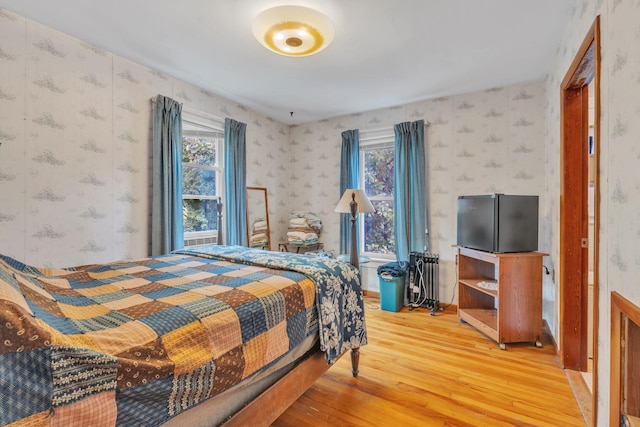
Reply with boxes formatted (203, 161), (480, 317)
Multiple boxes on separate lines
(253, 6), (335, 57)
(334, 189), (375, 214)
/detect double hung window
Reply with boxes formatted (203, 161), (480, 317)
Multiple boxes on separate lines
(360, 129), (395, 258)
(181, 110), (224, 246)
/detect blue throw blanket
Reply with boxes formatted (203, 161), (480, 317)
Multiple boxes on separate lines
(175, 245), (368, 363)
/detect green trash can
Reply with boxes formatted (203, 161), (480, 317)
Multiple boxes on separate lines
(379, 274), (405, 312)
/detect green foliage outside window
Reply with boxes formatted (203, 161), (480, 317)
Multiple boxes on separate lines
(363, 147), (395, 254)
(182, 136), (219, 233)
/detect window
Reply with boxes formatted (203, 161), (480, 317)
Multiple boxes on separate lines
(181, 110), (224, 247)
(360, 129), (395, 258)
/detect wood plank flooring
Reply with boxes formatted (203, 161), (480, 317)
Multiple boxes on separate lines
(273, 296), (585, 427)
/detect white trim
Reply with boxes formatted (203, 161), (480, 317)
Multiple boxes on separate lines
(182, 108), (224, 132)
(182, 162), (220, 172)
(180, 106), (226, 240)
(359, 127), (394, 147)
(182, 194), (220, 200)
(361, 252), (396, 261)
(359, 121), (430, 146)
(368, 194), (393, 202)
(182, 129), (222, 138)
(361, 140), (394, 151)
(359, 136), (396, 258)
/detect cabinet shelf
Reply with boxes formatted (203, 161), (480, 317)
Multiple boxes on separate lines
(459, 308), (498, 341)
(458, 279), (498, 298)
(457, 247), (547, 349)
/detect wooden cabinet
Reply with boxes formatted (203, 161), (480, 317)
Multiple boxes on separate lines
(456, 246), (546, 349)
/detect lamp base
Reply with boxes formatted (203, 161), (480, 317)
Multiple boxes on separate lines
(350, 195), (358, 269)
(350, 222), (358, 269)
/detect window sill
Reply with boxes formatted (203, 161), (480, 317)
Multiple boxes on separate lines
(361, 254), (396, 264)
(360, 259), (392, 270)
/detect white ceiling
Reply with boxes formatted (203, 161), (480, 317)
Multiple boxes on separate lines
(0, 0), (574, 124)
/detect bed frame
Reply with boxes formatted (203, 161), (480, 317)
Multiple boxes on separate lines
(222, 348), (359, 426)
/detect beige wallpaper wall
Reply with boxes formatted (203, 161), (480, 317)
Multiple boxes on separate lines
(0, 7), (548, 314)
(4, 1), (640, 424)
(0, 9), (290, 267)
(545, 1), (640, 424)
(289, 81), (547, 307)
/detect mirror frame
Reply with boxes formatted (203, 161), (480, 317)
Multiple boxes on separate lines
(246, 186), (271, 250)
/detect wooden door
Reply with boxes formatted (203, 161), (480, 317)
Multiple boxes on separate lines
(559, 16), (600, 426)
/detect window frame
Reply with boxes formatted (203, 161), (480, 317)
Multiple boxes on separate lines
(181, 108), (225, 244)
(359, 127), (396, 261)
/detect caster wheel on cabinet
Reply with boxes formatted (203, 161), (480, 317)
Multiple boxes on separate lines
(499, 343), (507, 351)
(535, 339), (543, 348)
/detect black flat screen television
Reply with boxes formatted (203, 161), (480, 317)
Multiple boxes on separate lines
(456, 194), (538, 253)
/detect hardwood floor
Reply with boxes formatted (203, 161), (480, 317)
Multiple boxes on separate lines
(273, 296), (585, 427)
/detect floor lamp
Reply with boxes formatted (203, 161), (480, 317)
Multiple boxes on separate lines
(335, 189), (374, 269)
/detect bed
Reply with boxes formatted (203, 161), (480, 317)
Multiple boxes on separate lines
(0, 245), (367, 426)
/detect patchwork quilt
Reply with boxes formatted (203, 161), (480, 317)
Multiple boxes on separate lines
(0, 245), (367, 426)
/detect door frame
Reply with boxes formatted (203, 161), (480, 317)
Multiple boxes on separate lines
(559, 15), (600, 425)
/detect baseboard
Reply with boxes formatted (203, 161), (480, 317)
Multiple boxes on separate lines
(440, 303), (457, 314)
(565, 369), (593, 426)
(542, 319), (558, 352)
(363, 291), (456, 314)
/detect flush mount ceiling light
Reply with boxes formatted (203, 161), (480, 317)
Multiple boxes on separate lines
(253, 5), (335, 57)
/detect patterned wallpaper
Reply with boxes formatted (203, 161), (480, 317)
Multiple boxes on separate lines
(289, 81), (546, 303)
(3, 1), (640, 424)
(545, 1), (640, 425)
(0, 12), (548, 318)
(0, 9), (290, 267)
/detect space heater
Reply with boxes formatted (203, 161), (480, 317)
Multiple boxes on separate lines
(408, 252), (440, 315)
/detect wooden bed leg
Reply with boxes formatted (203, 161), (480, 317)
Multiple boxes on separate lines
(350, 347), (360, 378)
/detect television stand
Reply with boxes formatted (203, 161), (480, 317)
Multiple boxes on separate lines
(456, 247), (547, 349)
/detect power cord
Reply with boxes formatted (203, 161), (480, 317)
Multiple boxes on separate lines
(407, 257), (428, 309)
(439, 260), (458, 311)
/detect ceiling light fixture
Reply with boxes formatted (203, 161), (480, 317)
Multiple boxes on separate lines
(253, 5), (335, 57)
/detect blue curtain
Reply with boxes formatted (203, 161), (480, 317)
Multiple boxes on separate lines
(151, 95), (184, 256)
(394, 120), (427, 262)
(224, 118), (247, 246)
(339, 129), (360, 255)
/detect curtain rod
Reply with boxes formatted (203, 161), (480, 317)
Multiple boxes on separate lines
(361, 121), (430, 135)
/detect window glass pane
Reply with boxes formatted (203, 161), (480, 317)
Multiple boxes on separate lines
(181, 113), (223, 242)
(364, 199), (395, 254)
(183, 199), (219, 232)
(182, 166), (217, 196)
(182, 136), (217, 167)
(364, 147), (394, 196)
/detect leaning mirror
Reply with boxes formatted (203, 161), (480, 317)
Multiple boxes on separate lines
(246, 186), (271, 250)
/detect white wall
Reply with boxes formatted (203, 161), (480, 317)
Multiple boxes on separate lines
(545, 1), (640, 424)
(0, 9), (290, 267)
